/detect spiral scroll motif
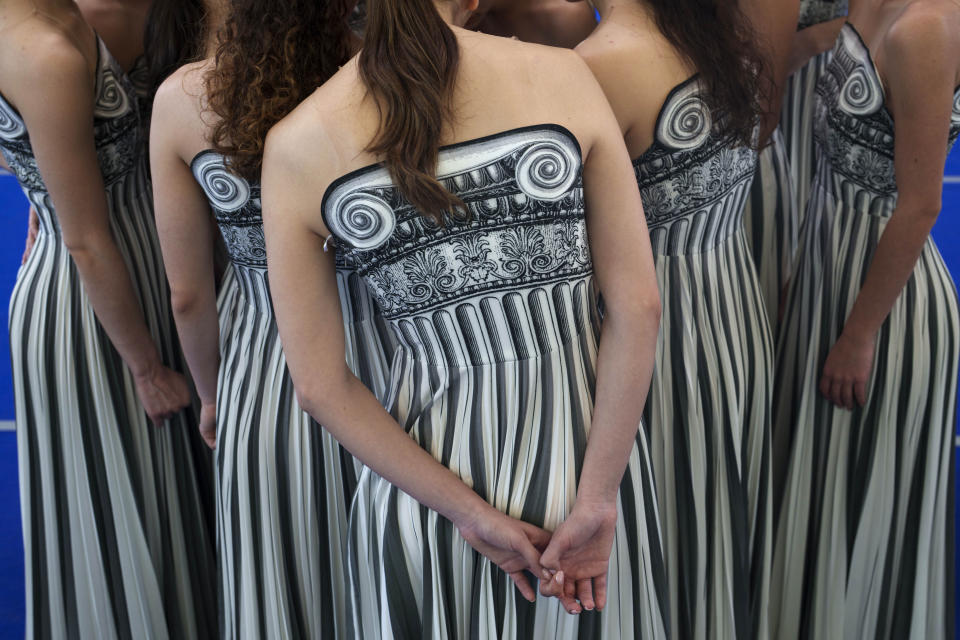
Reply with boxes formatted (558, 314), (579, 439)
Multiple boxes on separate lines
(93, 67), (132, 119)
(839, 67), (883, 116)
(0, 98), (26, 141)
(515, 141), (578, 201)
(193, 153), (251, 213)
(951, 91), (960, 127)
(657, 85), (712, 150)
(328, 192), (396, 250)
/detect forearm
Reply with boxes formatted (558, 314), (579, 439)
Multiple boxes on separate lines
(303, 373), (493, 526)
(576, 306), (659, 503)
(842, 206), (938, 340)
(789, 18), (845, 74)
(171, 291), (220, 405)
(68, 235), (162, 376)
(0, 154), (9, 171)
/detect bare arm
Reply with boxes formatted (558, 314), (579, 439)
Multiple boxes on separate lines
(0, 154), (9, 171)
(13, 43), (188, 424)
(821, 11), (958, 408)
(789, 18), (846, 74)
(150, 76), (219, 446)
(262, 114), (550, 603)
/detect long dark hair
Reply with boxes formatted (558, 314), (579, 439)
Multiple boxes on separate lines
(206, 0), (354, 180)
(143, 0), (207, 97)
(359, 0), (465, 223)
(647, 0), (769, 148)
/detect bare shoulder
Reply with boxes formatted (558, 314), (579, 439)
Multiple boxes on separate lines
(885, 1), (960, 60)
(152, 60), (212, 119)
(0, 23), (92, 111)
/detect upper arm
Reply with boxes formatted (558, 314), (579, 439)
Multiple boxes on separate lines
(13, 45), (113, 247)
(261, 117), (352, 397)
(149, 77), (216, 302)
(886, 9), (958, 214)
(559, 54), (659, 315)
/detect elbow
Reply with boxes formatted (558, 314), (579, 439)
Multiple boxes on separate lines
(291, 368), (353, 426)
(914, 200), (942, 223)
(603, 289), (662, 335)
(169, 287), (206, 318)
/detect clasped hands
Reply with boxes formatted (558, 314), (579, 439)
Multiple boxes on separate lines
(457, 498), (618, 615)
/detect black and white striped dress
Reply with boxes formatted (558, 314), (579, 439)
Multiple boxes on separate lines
(771, 25), (959, 639)
(323, 125), (670, 639)
(743, 128), (798, 335)
(781, 0), (849, 218)
(0, 39), (217, 639)
(633, 77), (774, 640)
(191, 151), (394, 639)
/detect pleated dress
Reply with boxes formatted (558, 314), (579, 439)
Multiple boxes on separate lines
(743, 128), (798, 335)
(323, 124), (670, 639)
(633, 77), (774, 640)
(0, 39), (217, 639)
(781, 0), (849, 219)
(191, 151), (394, 640)
(771, 25), (959, 640)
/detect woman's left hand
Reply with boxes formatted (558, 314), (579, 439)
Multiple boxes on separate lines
(820, 331), (876, 409)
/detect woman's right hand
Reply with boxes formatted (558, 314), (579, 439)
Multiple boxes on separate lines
(21, 207), (38, 265)
(134, 363), (192, 426)
(456, 503), (553, 603)
(198, 402), (217, 449)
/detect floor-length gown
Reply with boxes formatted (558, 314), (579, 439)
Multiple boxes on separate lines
(324, 124), (670, 639)
(743, 128), (798, 335)
(191, 150), (394, 639)
(771, 25), (959, 640)
(781, 0), (849, 219)
(633, 77), (774, 640)
(0, 38), (216, 639)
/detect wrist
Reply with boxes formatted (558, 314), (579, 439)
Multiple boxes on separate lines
(130, 349), (162, 380)
(447, 490), (496, 532)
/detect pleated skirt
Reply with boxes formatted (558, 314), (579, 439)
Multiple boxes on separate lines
(347, 277), (671, 639)
(743, 128), (799, 336)
(771, 174), (958, 639)
(11, 172), (217, 639)
(215, 267), (393, 640)
(643, 230), (774, 640)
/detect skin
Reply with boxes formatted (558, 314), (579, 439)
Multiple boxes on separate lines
(572, 0), (800, 159)
(149, 0), (225, 449)
(0, 0), (190, 424)
(468, 0), (597, 47)
(262, 0), (661, 614)
(75, 0), (153, 71)
(818, 0), (960, 409)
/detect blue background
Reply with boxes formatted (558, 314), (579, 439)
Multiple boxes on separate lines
(0, 150), (956, 637)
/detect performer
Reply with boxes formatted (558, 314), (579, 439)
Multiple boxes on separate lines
(781, 0), (849, 218)
(150, 0), (393, 637)
(467, 0), (597, 47)
(262, 0), (669, 637)
(575, 1), (777, 638)
(771, 1), (960, 637)
(0, 0), (216, 638)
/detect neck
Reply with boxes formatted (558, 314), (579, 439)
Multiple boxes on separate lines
(434, 0), (474, 28)
(202, 0), (227, 57)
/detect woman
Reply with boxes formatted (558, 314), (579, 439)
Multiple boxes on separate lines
(467, 0), (597, 47)
(0, 0), (216, 638)
(575, 1), (778, 638)
(771, 1), (960, 637)
(150, 0), (393, 637)
(262, 0), (669, 637)
(781, 0), (849, 217)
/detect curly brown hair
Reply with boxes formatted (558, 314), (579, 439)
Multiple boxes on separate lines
(206, 0), (355, 180)
(647, 0), (771, 148)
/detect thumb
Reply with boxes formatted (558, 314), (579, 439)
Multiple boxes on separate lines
(514, 530), (546, 578)
(540, 524), (572, 570)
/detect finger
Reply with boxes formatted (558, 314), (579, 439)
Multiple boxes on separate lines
(840, 380), (854, 410)
(576, 579), (595, 611)
(558, 590), (581, 615)
(594, 574), (608, 611)
(563, 576), (576, 601)
(854, 379), (867, 406)
(508, 571), (536, 603)
(540, 531), (570, 570)
(539, 570), (563, 598)
(514, 535), (545, 579)
(830, 379), (844, 408)
(819, 373), (831, 398)
(520, 522), (552, 552)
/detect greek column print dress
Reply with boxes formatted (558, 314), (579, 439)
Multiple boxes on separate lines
(743, 128), (798, 335)
(781, 0), (849, 218)
(771, 25), (959, 640)
(191, 151), (394, 640)
(633, 77), (774, 640)
(324, 125), (670, 639)
(0, 39), (217, 639)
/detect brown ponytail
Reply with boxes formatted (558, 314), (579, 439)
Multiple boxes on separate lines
(359, 0), (465, 223)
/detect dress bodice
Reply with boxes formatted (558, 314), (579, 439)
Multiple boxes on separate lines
(0, 38), (142, 236)
(323, 125), (593, 367)
(798, 0), (849, 30)
(815, 24), (960, 212)
(632, 77), (757, 256)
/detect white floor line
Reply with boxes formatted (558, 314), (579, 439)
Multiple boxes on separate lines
(0, 421), (14, 432)
(945, 175), (960, 184)
(956, 435), (960, 448)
